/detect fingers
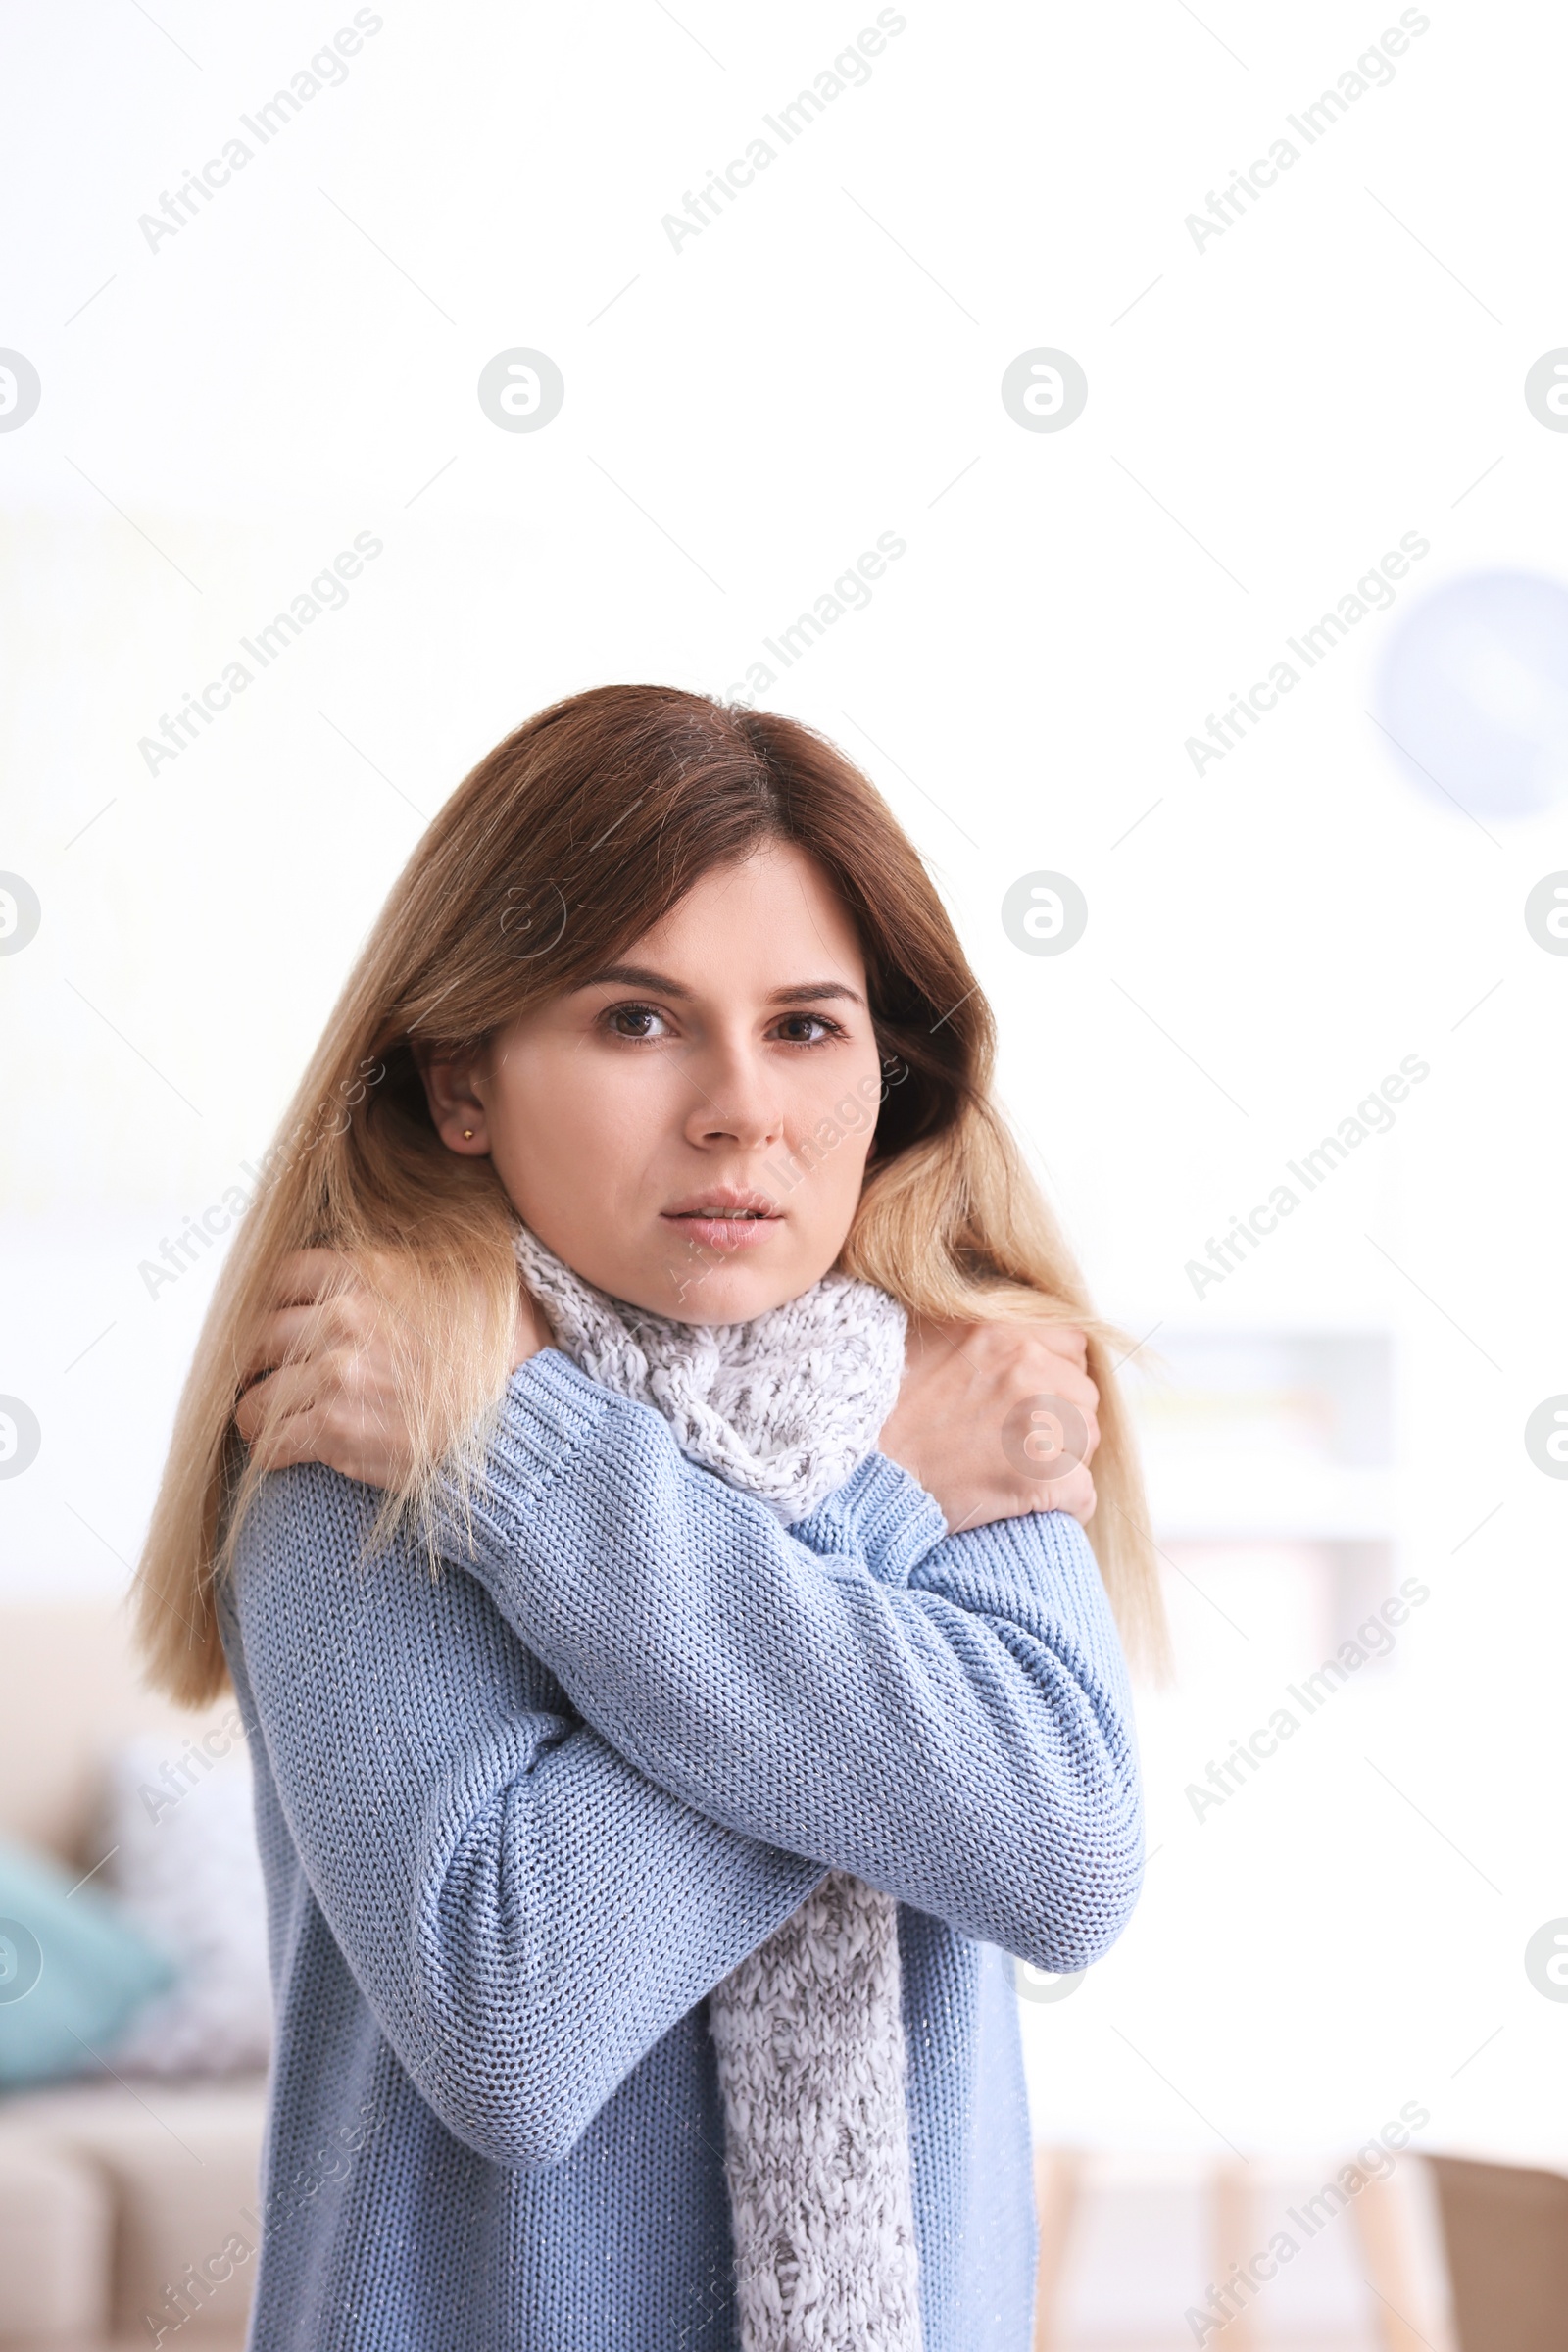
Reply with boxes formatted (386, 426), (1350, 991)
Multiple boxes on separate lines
(270, 1248), (359, 1308)
(1034, 1321), (1090, 1371)
(1059, 1376), (1101, 1466)
(905, 1317), (1093, 1388)
(241, 1302), (338, 1381)
(238, 1376), (397, 1487)
(956, 1460), (1097, 1531)
(512, 1286), (553, 1368)
(1002, 1462), (1097, 1525)
(240, 1252), (363, 1380)
(1008, 1353), (1100, 1469)
(234, 1358), (318, 1445)
(243, 1400), (329, 1472)
(236, 1354), (389, 1449)
(1029, 1355), (1098, 1419)
(936, 1317), (1094, 1387)
(233, 1250), (414, 1489)
(246, 1397), (365, 1481)
(241, 1266), (394, 1382)
(1040, 1464), (1097, 1526)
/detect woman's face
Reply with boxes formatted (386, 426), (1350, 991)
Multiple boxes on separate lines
(421, 842), (886, 1322)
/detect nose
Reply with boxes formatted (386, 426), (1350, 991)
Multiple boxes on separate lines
(681, 1035), (784, 1154)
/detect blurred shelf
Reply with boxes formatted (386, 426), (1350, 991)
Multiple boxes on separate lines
(1143, 1456), (1395, 1544)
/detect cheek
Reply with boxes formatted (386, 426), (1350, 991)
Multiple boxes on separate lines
(783, 1055), (880, 1217)
(486, 1052), (650, 1221)
(827, 1125), (876, 1214)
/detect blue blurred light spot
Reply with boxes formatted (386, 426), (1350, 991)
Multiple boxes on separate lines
(1374, 569), (1568, 819)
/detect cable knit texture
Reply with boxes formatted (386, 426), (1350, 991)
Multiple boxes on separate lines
(514, 1226), (919, 2352)
(220, 1348), (1145, 2352)
(514, 1225), (908, 1528)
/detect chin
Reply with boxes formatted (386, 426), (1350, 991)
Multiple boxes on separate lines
(636, 1254), (810, 1326)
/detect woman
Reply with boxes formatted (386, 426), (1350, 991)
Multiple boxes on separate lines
(135, 684), (1164, 2352)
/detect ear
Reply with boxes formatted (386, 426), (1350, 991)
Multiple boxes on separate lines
(413, 1041), (492, 1156)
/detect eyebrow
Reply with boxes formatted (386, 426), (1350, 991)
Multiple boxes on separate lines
(582, 962), (865, 1008)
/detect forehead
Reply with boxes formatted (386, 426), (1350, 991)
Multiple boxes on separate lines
(620, 844), (866, 983)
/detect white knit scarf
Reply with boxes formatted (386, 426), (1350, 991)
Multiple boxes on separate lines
(514, 1225), (925, 2352)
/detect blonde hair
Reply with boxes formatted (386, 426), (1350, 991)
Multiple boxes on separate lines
(134, 686), (1168, 1704)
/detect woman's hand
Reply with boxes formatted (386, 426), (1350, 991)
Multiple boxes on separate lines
(234, 1250), (546, 1488)
(879, 1317), (1100, 1533)
(233, 1253), (1099, 1533)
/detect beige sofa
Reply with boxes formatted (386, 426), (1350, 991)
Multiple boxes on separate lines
(0, 1607), (264, 2352)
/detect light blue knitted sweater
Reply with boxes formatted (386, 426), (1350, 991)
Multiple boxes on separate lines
(220, 1349), (1144, 2351)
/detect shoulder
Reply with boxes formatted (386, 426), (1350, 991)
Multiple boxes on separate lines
(230, 1459), (380, 1576)
(223, 1462), (405, 1652)
(221, 1462), (553, 1722)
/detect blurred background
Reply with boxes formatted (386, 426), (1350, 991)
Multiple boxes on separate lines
(2, 1), (1567, 2345)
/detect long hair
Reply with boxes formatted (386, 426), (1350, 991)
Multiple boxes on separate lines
(134, 685), (1168, 1703)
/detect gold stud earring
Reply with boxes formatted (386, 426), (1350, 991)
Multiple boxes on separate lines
(462, 1128), (474, 1139)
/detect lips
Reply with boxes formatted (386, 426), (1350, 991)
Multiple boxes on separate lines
(662, 1189), (782, 1250)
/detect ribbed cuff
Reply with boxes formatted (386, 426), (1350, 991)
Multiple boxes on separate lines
(438, 1349), (612, 1562)
(796, 1450), (948, 1586)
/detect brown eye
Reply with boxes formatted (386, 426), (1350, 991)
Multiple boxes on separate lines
(774, 1013), (835, 1045)
(606, 1003), (667, 1040)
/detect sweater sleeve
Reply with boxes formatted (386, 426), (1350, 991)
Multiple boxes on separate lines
(223, 1460), (829, 2171)
(441, 1350), (1146, 1975)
